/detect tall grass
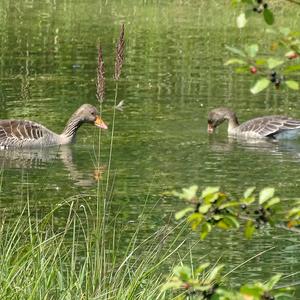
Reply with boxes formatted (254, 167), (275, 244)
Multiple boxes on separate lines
(0, 195), (188, 299)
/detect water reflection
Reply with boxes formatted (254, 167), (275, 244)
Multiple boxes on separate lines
(0, 146), (103, 187)
(209, 136), (300, 161)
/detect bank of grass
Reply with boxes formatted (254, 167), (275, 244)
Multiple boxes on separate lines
(0, 194), (189, 299)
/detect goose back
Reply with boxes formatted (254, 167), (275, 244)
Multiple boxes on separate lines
(0, 120), (59, 148)
(235, 116), (300, 139)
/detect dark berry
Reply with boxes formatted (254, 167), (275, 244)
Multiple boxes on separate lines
(240, 204), (247, 210)
(257, 0), (263, 3)
(253, 7), (258, 12)
(271, 71), (276, 77)
(263, 3), (268, 9)
(254, 209), (259, 215)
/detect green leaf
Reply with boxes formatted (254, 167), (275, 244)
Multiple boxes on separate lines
(245, 220), (255, 239)
(219, 201), (240, 209)
(200, 222), (212, 240)
(202, 186), (220, 198)
(279, 27), (291, 36)
(255, 59), (267, 65)
(237, 12), (247, 28)
(195, 263), (210, 275)
(188, 213), (204, 230)
(263, 8), (274, 25)
(245, 44), (259, 58)
(265, 274), (282, 290)
(224, 58), (247, 66)
(285, 80), (299, 90)
(206, 264), (224, 283)
(223, 216), (240, 229)
(173, 185), (198, 201)
(259, 187), (275, 205)
(244, 187), (256, 198)
(225, 45), (246, 57)
(175, 207), (194, 220)
(173, 265), (191, 281)
(243, 196), (256, 205)
(240, 284), (265, 297)
(264, 197), (280, 209)
(199, 204), (212, 214)
(284, 65), (300, 74)
(250, 78), (270, 94)
(235, 66), (250, 74)
(267, 58), (284, 69)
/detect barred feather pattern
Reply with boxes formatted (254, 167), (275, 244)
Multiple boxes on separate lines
(114, 24), (125, 81)
(96, 46), (105, 103)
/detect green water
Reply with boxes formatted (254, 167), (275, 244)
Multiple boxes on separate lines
(1, 0), (300, 293)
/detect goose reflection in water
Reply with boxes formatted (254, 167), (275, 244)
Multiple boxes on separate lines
(0, 146), (106, 187)
(208, 135), (300, 160)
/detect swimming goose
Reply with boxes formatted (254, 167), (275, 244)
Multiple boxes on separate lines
(207, 107), (300, 140)
(0, 104), (107, 148)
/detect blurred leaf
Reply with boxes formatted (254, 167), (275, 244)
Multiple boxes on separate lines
(250, 78), (270, 94)
(245, 44), (259, 58)
(161, 279), (182, 291)
(235, 66), (250, 74)
(206, 264), (224, 283)
(199, 204), (212, 214)
(259, 187), (275, 205)
(202, 187), (220, 198)
(245, 220), (255, 239)
(244, 187), (256, 198)
(223, 216), (240, 229)
(200, 222), (212, 240)
(237, 12), (247, 28)
(188, 213), (204, 230)
(224, 58), (247, 65)
(219, 201), (240, 209)
(175, 207), (194, 220)
(225, 45), (247, 57)
(265, 274), (282, 290)
(263, 8), (274, 25)
(255, 59), (267, 65)
(285, 80), (299, 90)
(173, 185), (198, 201)
(284, 65), (300, 74)
(280, 27), (291, 36)
(240, 284), (265, 297)
(267, 58), (284, 69)
(264, 197), (280, 209)
(174, 265), (191, 281)
(195, 263), (210, 275)
(243, 196), (256, 205)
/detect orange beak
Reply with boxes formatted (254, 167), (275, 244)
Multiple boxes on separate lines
(95, 116), (108, 129)
(207, 123), (214, 134)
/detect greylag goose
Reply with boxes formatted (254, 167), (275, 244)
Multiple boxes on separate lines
(207, 107), (300, 140)
(0, 104), (107, 148)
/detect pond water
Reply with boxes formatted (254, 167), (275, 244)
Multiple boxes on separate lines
(1, 0), (300, 294)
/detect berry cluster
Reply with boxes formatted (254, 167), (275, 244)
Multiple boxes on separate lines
(253, 0), (268, 13)
(254, 206), (270, 228)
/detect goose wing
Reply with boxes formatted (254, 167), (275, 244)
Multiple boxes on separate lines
(0, 120), (45, 147)
(238, 116), (300, 138)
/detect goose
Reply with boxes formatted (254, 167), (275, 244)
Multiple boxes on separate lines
(0, 104), (107, 148)
(207, 107), (300, 140)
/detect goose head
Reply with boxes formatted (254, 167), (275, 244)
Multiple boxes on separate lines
(74, 104), (108, 129)
(207, 107), (238, 134)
